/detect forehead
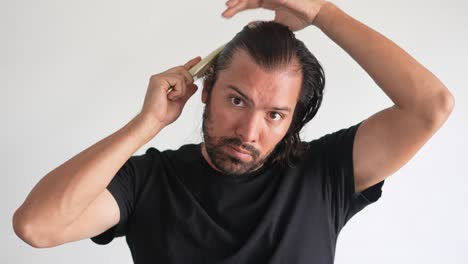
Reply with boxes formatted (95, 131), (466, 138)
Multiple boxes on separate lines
(216, 49), (303, 108)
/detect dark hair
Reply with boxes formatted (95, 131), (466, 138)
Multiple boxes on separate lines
(202, 21), (325, 167)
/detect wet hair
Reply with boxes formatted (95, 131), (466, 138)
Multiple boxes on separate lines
(202, 21), (325, 167)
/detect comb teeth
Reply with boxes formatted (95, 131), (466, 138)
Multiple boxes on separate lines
(189, 43), (226, 80)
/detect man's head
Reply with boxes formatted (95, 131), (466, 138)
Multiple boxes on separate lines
(200, 21), (325, 177)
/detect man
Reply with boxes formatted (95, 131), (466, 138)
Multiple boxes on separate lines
(13, 0), (454, 263)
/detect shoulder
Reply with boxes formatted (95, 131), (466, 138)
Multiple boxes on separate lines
(159, 143), (199, 159)
(288, 122), (363, 170)
(142, 143), (201, 169)
(305, 122), (362, 156)
(144, 143), (198, 157)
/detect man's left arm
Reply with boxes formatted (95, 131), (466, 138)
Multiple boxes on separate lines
(221, 0), (455, 193)
(313, 2), (455, 193)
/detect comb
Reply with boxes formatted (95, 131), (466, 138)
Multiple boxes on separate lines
(189, 43), (226, 80)
(167, 43), (226, 95)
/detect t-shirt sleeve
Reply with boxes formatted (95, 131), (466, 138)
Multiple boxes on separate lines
(312, 121), (385, 233)
(90, 147), (159, 245)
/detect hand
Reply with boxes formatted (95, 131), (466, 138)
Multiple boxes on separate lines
(139, 56), (202, 127)
(221, 0), (328, 31)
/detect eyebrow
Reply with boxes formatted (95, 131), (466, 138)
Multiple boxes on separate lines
(226, 84), (292, 113)
(226, 85), (253, 104)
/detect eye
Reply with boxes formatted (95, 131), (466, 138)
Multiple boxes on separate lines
(230, 96), (244, 107)
(268, 112), (283, 121)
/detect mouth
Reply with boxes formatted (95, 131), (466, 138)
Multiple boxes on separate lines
(231, 145), (251, 155)
(226, 145), (252, 160)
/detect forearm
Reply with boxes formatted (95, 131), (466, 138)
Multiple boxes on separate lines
(14, 113), (163, 237)
(313, 2), (453, 123)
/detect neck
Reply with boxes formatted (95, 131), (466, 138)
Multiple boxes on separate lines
(200, 142), (222, 173)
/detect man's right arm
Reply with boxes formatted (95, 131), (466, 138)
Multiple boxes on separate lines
(12, 56), (202, 248)
(12, 114), (163, 248)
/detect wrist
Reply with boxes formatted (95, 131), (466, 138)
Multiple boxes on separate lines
(312, 1), (338, 29)
(131, 113), (165, 140)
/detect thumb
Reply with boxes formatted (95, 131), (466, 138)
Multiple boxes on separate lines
(272, 15), (286, 26)
(272, 16), (294, 31)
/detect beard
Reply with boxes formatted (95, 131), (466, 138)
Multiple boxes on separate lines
(201, 101), (273, 177)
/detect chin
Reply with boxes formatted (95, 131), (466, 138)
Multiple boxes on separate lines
(214, 154), (263, 176)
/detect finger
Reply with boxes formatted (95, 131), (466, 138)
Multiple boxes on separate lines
(167, 78), (187, 101)
(179, 83), (198, 104)
(222, 2), (246, 18)
(273, 14), (288, 27)
(164, 56), (199, 74)
(225, 0), (238, 7)
(165, 75), (187, 100)
(180, 70), (194, 85)
(162, 75), (179, 95)
(184, 56), (202, 70)
(174, 84), (198, 111)
(166, 66), (194, 84)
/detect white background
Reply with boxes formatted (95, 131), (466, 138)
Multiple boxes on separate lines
(3, 0), (467, 263)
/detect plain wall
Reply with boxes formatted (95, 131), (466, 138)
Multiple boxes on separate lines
(2, 0), (467, 263)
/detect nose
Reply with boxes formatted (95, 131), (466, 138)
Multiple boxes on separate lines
(235, 112), (262, 143)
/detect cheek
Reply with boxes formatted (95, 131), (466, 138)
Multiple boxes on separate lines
(262, 127), (284, 146)
(260, 122), (291, 150)
(208, 102), (241, 133)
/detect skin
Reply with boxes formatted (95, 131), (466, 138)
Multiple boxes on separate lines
(12, 0), (454, 249)
(200, 49), (303, 176)
(220, 0), (454, 192)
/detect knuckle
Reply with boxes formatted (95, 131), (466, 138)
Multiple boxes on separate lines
(176, 75), (185, 83)
(150, 74), (158, 81)
(185, 72), (193, 82)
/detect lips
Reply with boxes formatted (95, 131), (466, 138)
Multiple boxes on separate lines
(225, 145), (253, 161)
(230, 145), (251, 155)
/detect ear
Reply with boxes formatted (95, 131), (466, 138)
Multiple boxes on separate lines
(202, 84), (208, 104)
(202, 69), (217, 104)
(202, 78), (210, 104)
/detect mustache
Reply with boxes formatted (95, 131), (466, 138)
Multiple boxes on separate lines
(220, 137), (260, 158)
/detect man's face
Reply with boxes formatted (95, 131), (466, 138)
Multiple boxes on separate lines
(200, 49), (303, 177)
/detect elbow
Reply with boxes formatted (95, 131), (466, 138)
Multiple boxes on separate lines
(442, 90), (455, 114)
(426, 90), (455, 129)
(434, 90), (454, 121)
(13, 208), (55, 248)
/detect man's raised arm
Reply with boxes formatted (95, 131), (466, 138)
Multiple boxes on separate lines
(312, 2), (454, 192)
(220, 0), (454, 192)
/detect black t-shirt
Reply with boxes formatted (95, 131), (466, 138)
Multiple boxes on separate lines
(91, 121), (384, 263)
